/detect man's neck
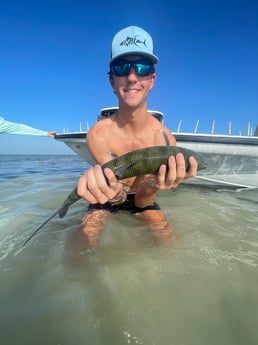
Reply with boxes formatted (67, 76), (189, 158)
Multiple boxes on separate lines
(115, 104), (149, 131)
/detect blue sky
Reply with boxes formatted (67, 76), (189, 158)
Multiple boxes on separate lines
(1, 0), (257, 154)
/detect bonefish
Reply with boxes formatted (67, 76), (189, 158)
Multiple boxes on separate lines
(23, 145), (207, 246)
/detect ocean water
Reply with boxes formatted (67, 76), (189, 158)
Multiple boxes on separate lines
(0, 154), (258, 345)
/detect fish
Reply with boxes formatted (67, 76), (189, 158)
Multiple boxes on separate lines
(22, 145), (207, 246)
(102, 145), (207, 179)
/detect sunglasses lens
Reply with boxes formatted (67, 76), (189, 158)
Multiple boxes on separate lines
(112, 63), (131, 76)
(111, 61), (152, 76)
(134, 63), (152, 76)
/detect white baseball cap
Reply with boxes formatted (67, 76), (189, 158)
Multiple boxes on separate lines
(110, 26), (159, 65)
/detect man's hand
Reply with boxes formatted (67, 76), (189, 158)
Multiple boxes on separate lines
(155, 153), (198, 190)
(77, 165), (124, 204)
(47, 131), (57, 138)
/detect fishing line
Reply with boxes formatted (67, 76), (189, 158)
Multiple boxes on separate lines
(22, 211), (59, 247)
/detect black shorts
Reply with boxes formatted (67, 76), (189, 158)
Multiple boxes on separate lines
(87, 193), (160, 214)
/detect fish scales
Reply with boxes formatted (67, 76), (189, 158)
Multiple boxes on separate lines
(102, 145), (206, 179)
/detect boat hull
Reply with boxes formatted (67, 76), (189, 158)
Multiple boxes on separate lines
(55, 132), (258, 189)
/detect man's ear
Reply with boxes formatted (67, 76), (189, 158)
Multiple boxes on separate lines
(109, 74), (114, 88)
(149, 73), (156, 90)
(109, 74), (117, 94)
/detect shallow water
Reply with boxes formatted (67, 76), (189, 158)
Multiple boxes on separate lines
(0, 154), (258, 345)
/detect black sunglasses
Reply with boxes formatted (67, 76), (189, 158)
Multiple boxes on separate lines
(110, 60), (153, 77)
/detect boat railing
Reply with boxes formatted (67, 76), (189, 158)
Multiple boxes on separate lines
(176, 120), (258, 137)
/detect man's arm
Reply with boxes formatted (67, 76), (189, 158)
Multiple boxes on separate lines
(0, 117), (55, 136)
(77, 123), (125, 204)
(134, 154), (198, 208)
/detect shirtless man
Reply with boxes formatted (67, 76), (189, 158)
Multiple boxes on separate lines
(77, 26), (198, 247)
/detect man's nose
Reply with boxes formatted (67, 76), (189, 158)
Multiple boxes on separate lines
(127, 66), (138, 79)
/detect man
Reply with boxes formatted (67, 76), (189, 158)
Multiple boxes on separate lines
(77, 26), (198, 247)
(0, 117), (56, 137)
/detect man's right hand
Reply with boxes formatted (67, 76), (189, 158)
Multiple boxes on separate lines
(77, 165), (124, 204)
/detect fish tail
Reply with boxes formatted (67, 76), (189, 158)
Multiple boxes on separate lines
(57, 186), (81, 218)
(58, 206), (69, 218)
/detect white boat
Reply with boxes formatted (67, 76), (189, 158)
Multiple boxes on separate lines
(55, 108), (258, 189)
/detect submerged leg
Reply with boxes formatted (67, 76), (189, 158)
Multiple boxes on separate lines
(64, 209), (112, 263)
(80, 209), (112, 248)
(135, 210), (176, 245)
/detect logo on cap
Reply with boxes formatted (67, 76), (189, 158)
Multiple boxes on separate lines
(110, 26), (159, 64)
(120, 36), (147, 49)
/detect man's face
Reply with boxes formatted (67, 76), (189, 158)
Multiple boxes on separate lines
(110, 55), (156, 109)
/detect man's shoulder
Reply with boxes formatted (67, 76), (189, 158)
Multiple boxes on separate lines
(88, 118), (115, 141)
(92, 117), (114, 130)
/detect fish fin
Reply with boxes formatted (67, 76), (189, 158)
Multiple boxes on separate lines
(58, 186), (81, 218)
(115, 159), (148, 179)
(58, 207), (69, 219)
(115, 161), (138, 179)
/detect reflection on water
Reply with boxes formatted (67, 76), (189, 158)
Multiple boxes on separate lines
(0, 155), (258, 345)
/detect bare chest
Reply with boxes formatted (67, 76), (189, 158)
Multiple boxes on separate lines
(109, 130), (167, 157)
